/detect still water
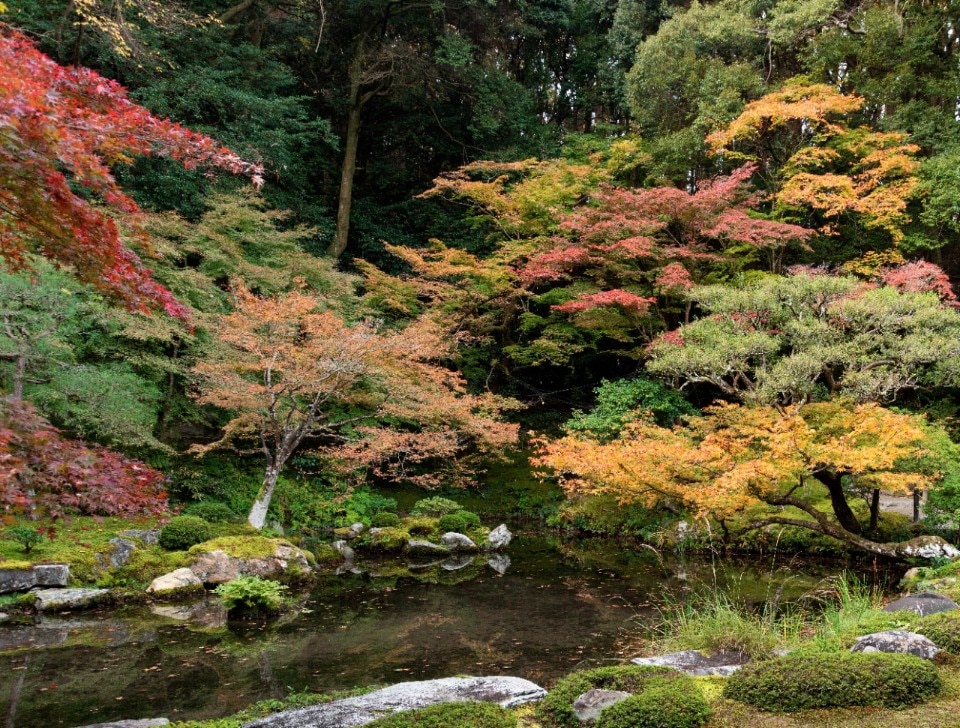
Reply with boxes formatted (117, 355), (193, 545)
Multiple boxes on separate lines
(0, 535), (896, 727)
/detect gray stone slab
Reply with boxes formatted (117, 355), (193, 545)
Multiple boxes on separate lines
(33, 564), (70, 587)
(242, 676), (547, 728)
(76, 720), (170, 728)
(850, 630), (940, 659)
(33, 588), (110, 611)
(631, 649), (749, 676)
(884, 592), (959, 616)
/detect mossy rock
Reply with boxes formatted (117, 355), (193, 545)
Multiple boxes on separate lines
(917, 611), (960, 653)
(595, 677), (710, 728)
(722, 651), (942, 712)
(400, 517), (439, 537)
(0, 560), (33, 571)
(314, 544), (343, 565)
(536, 665), (685, 728)
(371, 512), (402, 528)
(360, 528), (411, 553)
(188, 535), (289, 560)
(103, 547), (191, 590)
(366, 701), (517, 727)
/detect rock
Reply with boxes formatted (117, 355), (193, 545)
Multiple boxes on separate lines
(442, 555), (475, 571)
(108, 537), (139, 569)
(121, 529), (160, 546)
(901, 567), (923, 582)
(242, 676), (547, 728)
(33, 564), (70, 587)
(0, 566), (39, 594)
(487, 553), (511, 575)
(0, 612), (8, 622)
(572, 689), (632, 723)
(350, 523), (365, 534)
(405, 540), (451, 557)
(75, 720), (170, 728)
(487, 524), (512, 550)
(896, 535), (960, 560)
(332, 540), (355, 561)
(147, 568), (204, 595)
(440, 532), (477, 551)
(631, 649), (749, 677)
(34, 588), (110, 611)
(884, 592), (959, 616)
(190, 543), (312, 585)
(150, 600), (228, 629)
(850, 630), (940, 659)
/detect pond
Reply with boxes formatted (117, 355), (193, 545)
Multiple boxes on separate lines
(0, 535), (899, 728)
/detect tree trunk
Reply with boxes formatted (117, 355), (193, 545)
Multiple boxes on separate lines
(328, 53), (364, 259)
(914, 488), (922, 523)
(248, 465), (280, 530)
(814, 470), (862, 536)
(11, 353), (25, 401)
(869, 488), (880, 532)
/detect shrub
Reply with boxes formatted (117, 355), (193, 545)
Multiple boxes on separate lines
(6, 524), (43, 554)
(438, 511), (482, 533)
(723, 652), (942, 712)
(403, 516), (439, 537)
(159, 516), (213, 551)
(596, 678), (710, 728)
(371, 512), (402, 528)
(916, 611), (960, 653)
(182, 502), (239, 523)
(366, 702), (517, 727)
(536, 665), (682, 728)
(215, 576), (289, 615)
(411, 497), (464, 517)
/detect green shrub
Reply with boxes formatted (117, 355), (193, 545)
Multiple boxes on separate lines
(536, 665), (682, 728)
(158, 516), (213, 551)
(6, 525), (43, 554)
(596, 678), (710, 728)
(723, 652), (941, 712)
(437, 511), (482, 533)
(403, 516), (439, 537)
(182, 502), (239, 523)
(215, 576), (289, 615)
(916, 611), (960, 653)
(410, 497), (464, 517)
(366, 702), (517, 727)
(371, 512), (401, 528)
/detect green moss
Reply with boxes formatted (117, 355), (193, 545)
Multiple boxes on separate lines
(359, 527), (410, 552)
(917, 611), (960, 654)
(314, 544), (343, 564)
(101, 547), (191, 589)
(537, 665), (685, 728)
(170, 688), (380, 728)
(400, 516), (439, 537)
(723, 652), (942, 712)
(366, 702), (517, 727)
(0, 560), (33, 571)
(595, 677), (710, 728)
(188, 535), (289, 559)
(371, 512), (402, 528)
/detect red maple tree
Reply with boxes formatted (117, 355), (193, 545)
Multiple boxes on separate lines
(0, 26), (263, 320)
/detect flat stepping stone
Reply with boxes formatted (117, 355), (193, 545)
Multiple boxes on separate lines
(884, 592), (959, 616)
(631, 649), (749, 676)
(34, 588), (110, 611)
(242, 676), (547, 727)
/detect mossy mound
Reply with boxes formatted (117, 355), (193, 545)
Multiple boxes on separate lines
(401, 516), (439, 537)
(437, 511), (482, 533)
(595, 677), (710, 728)
(159, 516), (213, 551)
(536, 665), (686, 728)
(314, 544), (343, 564)
(188, 535), (297, 560)
(360, 527), (410, 553)
(371, 512), (401, 528)
(365, 701), (517, 727)
(723, 651), (942, 712)
(917, 611), (960, 653)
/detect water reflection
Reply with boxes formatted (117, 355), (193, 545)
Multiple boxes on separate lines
(0, 535), (897, 728)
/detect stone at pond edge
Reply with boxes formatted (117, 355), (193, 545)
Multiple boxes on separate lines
(241, 676), (547, 728)
(631, 649), (750, 676)
(884, 592), (959, 617)
(332, 540), (355, 561)
(0, 563), (70, 594)
(487, 524), (512, 550)
(190, 543), (312, 585)
(405, 540), (451, 557)
(34, 587), (110, 611)
(147, 568), (204, 595)
(896, 535), (960, 560)
(572, 689), (632, 723)
(440, 532), (478, 551)
(34, 564), (70, 587)
(75, 720), (170, 728)
(850, 630), (940, 659)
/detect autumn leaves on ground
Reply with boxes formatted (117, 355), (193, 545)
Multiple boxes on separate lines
(6, 0), (960, 724)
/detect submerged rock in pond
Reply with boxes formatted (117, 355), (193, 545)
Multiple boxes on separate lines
(76, 719), (170, 728)
(487, 524), (512, 550)
(150, 600), (227, 629)
(147, 568), (204, 595)
(884, 592), (959, 616)
(440, 532), (478, 551)
(242, 676), (547, 728)
(631, 649), (749, 676)
(850, 630), (940, 659)
(405, 540), (450, 557)
(34, 587), (110, 611)
(487, 553), (511, 575)
(572, 689), (632, 723)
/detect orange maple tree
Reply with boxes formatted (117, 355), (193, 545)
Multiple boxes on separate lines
(536, 400), (940, 557)
(192, 283), (518, 529)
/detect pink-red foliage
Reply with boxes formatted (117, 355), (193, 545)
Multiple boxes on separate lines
(554, 289), (656, 314)
(880, 261), (958, 306)
(0, 26), (262, 320)
(0, 399), (168, 519)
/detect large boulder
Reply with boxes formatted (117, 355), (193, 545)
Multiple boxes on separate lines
(850, 630), (940, 659)
(884, 592), (959, 617)
(631, 649), (749, 676)
(487, 524), (512, 550)
(147, 568), (204, 595)
(242, 676), (547, 728)
(405, 540), (450, 558)
(440, 532), (478, 551)
(895, 536), (960, 560)
(572, 689), (632, 723)
(0, 563), (70, 594)
(34, 588), (110, 611)
(190, 542), (311, 585)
